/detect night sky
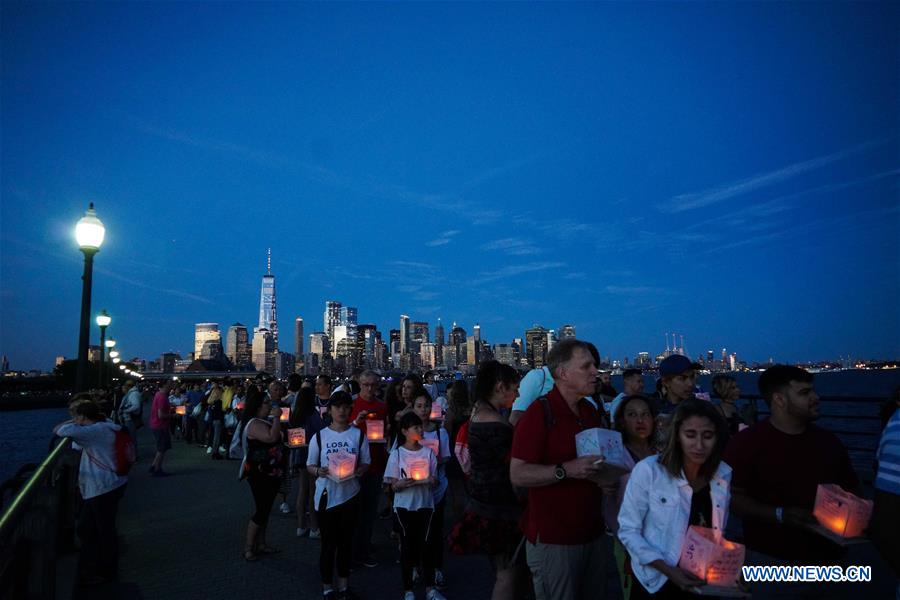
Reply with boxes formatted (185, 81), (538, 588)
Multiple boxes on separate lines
(2, 2), (898, 371)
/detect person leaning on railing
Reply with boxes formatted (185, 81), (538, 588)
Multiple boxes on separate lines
(53, 397), (128, 587)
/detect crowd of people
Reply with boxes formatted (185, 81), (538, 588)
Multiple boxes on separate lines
(51, 341), (900, 599)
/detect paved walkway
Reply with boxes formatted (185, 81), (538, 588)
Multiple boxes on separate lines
(69, 425), (507, 600)
(65, 422), (897, 600)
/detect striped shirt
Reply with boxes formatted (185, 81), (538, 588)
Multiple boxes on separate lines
(875, 410), (900, 495)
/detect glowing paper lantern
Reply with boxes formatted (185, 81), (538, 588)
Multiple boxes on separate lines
(429, 403), (443, 420)
(174, 405), (186, 416)
(327, 451), (357, 482)
(421, 438), (439, 456)
(813, 484), (872, 538)
(678, 526), (745, 587)
(236, 400), (245, 411)
(279, 408), (290, 423)
(366, 420), (385, 443)
(401, 454), (430, 483)
(287, 427), (306, 448)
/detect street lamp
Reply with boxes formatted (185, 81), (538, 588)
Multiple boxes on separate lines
(96, 309), (111, 388)
(74, 203), (105, 392)
(112, 357), (121, 364)
(109, 350), (119, 359)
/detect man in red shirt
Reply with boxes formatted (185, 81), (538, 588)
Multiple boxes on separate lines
(350, 369), (388, 568)
(725, 365), (859, 566)
(511, 339), (617, 600)
(149, 380), (173, 476)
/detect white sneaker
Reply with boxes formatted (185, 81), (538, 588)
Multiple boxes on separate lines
(434, 570), (446, 589)
(279, 502), (291, 514)
(403, 592), (415, 600)
(206, 446), (213, 454)
(219, 445), (227, 454)
(412, 567), (420, 585)
(426, 589), (447, 600)
(309, 529), (321, 539)
(296, 527), (309, 537)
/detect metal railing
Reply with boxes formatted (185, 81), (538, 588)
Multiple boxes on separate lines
(0, 437), (79, 600)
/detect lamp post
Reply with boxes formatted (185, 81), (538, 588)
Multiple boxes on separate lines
(75, 203), (105, 393)
(105, 340), (116, 389)
(96, 310), (111, 389)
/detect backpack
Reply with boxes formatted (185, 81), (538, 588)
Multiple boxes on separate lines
(113, 429), (137, 475)
(87, 426), (136, 476)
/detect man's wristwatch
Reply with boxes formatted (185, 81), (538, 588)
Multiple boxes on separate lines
(554, 463), (567, 481)
(775, 506), (784, 523)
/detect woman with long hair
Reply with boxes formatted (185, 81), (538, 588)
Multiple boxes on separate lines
(606, 395), (657, 600)
(618, 399), (732, 598)
(448, 361), (524, 600)
(240, 385), (284, 561)
(711, 375), (753, 435)
(293, 385), (326, 538)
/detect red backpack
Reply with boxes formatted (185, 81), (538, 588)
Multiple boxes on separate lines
(88, 426), (136, 476)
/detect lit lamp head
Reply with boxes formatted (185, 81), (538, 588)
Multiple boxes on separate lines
(105, 339), (116, 349)
(75, 203), (105, 252)
(112, 357), (121, 364)
(119, 365), (126, 370)
(95, 309), (111, 329)
(109, 350), (119, 359)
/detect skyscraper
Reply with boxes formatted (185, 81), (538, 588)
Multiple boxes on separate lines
(399, 314), (410, 356)
(434, 318), (445, 367)
(258, 249), (278, 349)
(559, 324), (576, 340)
(340, 306), (358, 349)
(194, 323), (220, 357)
(226, 323), (251, 367)
(252, 328), (276, 373)
(324, 301), (342, 351)
(294, 318), (304, 357)
(525, 324), (549, 368)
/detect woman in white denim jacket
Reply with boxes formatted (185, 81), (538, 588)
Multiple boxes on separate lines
(618, 399), (732, 598)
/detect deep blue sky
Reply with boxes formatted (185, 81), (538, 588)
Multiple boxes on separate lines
(2, 2), (898, 371)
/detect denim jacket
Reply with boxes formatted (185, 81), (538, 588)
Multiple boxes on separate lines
(618, 455), (732, 594)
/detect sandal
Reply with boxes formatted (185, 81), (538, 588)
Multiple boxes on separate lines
(243, 547), (258, 562)
(256, 545), (281, 555)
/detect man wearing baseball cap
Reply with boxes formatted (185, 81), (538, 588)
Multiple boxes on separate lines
(653, 354), (697, 451)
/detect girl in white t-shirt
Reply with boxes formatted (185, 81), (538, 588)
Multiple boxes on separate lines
(307, 392), (371, 599)
(413, 393), (452, 589)
(384, 412), (444, 600)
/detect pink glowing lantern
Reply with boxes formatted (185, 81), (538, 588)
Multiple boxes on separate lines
(429, 403), (444, 420)
(328, 451), (356, 482)
(813, 484), (872, 538)
(287, 427), (306, 448)
(174, 405), (186, 416)
(366, 420), (385, 443)
(403, 456), (430, 483)
(678, 526), (745, 587)
(279, 407), (290, 423)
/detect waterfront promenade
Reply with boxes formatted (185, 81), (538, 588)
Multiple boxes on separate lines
(67, 424), (504, 600)
(60, 418), (897, 600)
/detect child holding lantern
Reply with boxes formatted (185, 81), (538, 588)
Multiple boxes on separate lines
(618, 399), (734, 598)
(384, 412), (444, 600)
(307, 391), (371, 600)
(412, 392), (452, 589)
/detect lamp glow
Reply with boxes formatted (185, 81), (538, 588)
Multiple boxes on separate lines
(112, 357), (121, 364)
(105, 339), (116, 348)
(75, 203), (105, 250)
(109, 350), (119, 358)
(95, 310), (111, 328)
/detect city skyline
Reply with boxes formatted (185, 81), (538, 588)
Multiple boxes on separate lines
(2, 3), (898, 371)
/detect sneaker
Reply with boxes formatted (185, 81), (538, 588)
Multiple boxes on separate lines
(279, 502), (291, 514)
(412, 567), (421, 585)
(403, 592), (415, 600)
(219, 445), (227, 454)
(361, 555), (379, 568)
(434, 570), (446, 589)
(323, 590), (336, 599)
(296, 527), (309, 537)
(206, 446), (213, 454)
(309, 529), (321, 539)
(425, 589), (447, 600)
